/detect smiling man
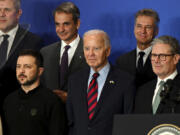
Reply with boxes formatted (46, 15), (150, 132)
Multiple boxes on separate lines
(116, 9), (159, 88)
(3, 49), (66, 135)
(40, 2), (87, 103)
(134, 35), (180, 114)
(66, 29), (135, 135)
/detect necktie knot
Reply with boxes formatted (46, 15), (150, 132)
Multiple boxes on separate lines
(139, 51), (145, 58)
(92, 73), (99, 79)
(3, 34), (9, 40)
(64, 45), (70, 52)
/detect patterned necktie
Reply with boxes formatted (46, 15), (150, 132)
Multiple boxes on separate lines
(60, 45), (70, 88)
(87, 73), (99, 120)
(137, 51), (145, 72)
(0, 35), (9, 67)
(152, 80), (165, 114)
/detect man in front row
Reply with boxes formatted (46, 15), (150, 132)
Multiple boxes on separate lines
(134, 35), (180, 114)
(3, 50), (66, 135)
(66, 29), (135, 135)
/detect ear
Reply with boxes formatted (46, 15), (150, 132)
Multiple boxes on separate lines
(154, 27), (159, 37)
(173, 54), (180, 64)
(17, 9), (22, 20)
(76, 19), (80, 30)
(106, 46), (111, 57)
(38, 67), (44, 76)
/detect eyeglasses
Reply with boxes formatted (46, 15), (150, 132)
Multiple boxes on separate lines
(150, 53), (174, 61)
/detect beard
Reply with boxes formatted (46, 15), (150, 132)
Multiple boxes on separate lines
(17, 73), (39, 86)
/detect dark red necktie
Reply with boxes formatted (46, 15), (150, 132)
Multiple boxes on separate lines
(87, 72), (99, 120)
(60, 45), (70, 88)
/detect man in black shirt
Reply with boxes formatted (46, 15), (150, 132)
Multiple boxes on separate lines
(3, 49), (66, 135)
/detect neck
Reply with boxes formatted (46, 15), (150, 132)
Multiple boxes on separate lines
(21, 81), (40, 93)
(137, 43), (151, 50)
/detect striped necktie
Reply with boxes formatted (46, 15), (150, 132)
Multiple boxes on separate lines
(87, 72), (99, 120)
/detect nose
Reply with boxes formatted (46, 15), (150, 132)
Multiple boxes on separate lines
(0, 9), (6, 17)
(141, 27), (146, 33)
(56, 24), (65, 33)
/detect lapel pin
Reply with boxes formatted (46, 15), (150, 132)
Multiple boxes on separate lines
(109, 80), (115, 84)
(79, 55), (82, 59)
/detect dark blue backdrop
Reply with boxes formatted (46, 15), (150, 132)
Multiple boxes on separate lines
(20, 0), (180, 63)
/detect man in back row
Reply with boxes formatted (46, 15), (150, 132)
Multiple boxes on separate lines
(116, 9), (159, 88)
(41, 2), (87, 102)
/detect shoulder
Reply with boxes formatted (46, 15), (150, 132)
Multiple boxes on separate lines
(40, 42), (60, 53)
(38, 86), (63, 104)
(116, 49), (136, 65)
(4, 90), (18, 106)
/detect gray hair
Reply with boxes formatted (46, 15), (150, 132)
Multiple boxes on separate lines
(0, 0), (21, 10)
(83, 29), (111, 48)
(151, 35), (180, 54)
(135, 8), (160, 28)
(53, 2), (80, 24)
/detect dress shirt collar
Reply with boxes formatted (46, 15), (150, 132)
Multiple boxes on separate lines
(61, 34), (80, 49)
(157, 70), (178, 85)
(0, 24), (18, 38)
(89, 62), (110, 78)
(136, 45), (152, 57)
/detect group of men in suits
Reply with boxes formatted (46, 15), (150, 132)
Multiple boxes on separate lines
(1, 0), (180, 135)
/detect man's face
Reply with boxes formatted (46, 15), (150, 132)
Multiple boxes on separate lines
(0, 0), (22, 33)
(55, 12), (80, 44)
(134, 15), (158, 48)
(83, 34), (111, 72)
(16, 56), (40, 87)
(151, 43), (179, 79)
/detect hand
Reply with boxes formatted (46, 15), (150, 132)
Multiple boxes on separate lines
(53, 89), (67, 103)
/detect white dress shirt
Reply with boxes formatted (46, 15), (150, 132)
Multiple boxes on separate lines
(136, 46), (152, 67)
(60, 35), (80, 66)
(0, 25), (18, 59)
(152, 70), (178, 104)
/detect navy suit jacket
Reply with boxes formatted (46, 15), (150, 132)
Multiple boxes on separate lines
(40, 38), (87, 91)
(0, 26), (43, 111)
(134, 74), (180, 114)
(116, 49), (156, 88)
(67, 65), (135, 135)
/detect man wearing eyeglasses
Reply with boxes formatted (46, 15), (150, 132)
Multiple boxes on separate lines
(134, 35), (180, 114)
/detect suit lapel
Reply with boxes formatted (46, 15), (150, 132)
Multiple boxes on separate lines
(92, 66), (115, 120)
(69, 38), (84, 71)
(129, 50), (137, 75)
(8, 27), (28, 59)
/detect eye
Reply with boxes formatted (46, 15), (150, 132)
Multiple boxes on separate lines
(84, 47), (89, 51)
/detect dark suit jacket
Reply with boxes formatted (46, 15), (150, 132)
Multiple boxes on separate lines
(0, 26), (43, 112)
(40, 38), (87, 91)
(67, 65), (135, 135)
(134, 74), (180, 114)
(116, 49), (156, 88)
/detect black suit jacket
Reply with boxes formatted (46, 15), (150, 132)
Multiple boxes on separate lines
(116, 49), (156, 88)
(134, 74), (180, 114)
(0, 26), (43, 111)
(40, 38), (87, 91)
(67, 65), (135, 135)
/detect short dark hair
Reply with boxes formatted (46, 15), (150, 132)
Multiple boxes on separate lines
(151, 35), (180, 54)
(53, 2), (80, 24)
(135, 8), (160, 28)
(18, 49), (43, 67)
